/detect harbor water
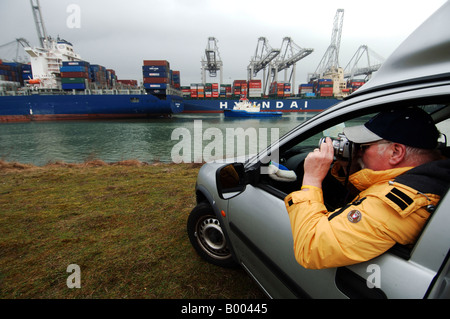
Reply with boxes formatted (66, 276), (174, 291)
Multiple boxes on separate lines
(2, 113), (449, 167)
(0, 113), (317, 166)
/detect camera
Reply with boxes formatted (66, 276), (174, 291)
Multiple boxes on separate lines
(318, 133), (353, 160)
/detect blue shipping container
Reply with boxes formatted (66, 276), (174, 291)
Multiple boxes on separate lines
(62, 83), (87, 90)
(143, 72), (168, 78)
(60, 66), (87, 73)
(144, 83), (167, 89)
(142, 65), (169, 73)
(62, 61), (90, 67)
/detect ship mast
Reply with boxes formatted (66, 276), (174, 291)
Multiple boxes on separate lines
(30, 0), (48, 48)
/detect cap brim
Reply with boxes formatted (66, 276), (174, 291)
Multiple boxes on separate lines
(343, 125), (383, 144)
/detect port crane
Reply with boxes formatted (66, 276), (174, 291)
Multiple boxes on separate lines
(201, 37), (223, 85)
(344, 45), (385, 81)
(247, 37), (280, 93)
(308, 9), (344, 82)
(0, 38), (31, 62)
(269, 37), (313, 94)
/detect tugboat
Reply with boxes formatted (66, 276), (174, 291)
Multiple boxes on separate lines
(223, 98), (282, 118)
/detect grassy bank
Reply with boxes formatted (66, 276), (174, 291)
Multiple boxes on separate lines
(0, 160), (265, 299)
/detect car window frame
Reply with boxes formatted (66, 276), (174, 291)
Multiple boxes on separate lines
(253, 88), (450, 200)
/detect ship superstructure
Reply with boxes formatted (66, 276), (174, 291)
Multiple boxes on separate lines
(24, 37), (82, 89)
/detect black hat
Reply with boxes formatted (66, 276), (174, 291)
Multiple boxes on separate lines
(343, 107), (439, 149)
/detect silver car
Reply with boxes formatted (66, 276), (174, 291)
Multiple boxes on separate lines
(187, 3), (450, 299)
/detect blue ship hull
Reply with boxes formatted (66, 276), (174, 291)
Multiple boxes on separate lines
(183, 98), (340, 113)
(0, 93), (183, 122)
(224, 109), (282, 118)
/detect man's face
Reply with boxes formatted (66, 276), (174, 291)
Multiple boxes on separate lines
(358, 141), (393, 171)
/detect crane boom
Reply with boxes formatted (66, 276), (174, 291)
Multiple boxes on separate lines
(309, 9), (344, 81)
(274, 37), (313, 71)
(269, 37), (313, 95)
(30, 0), (48, 48)
(343, 45), (385, 80)
(248, 37), (280, 76)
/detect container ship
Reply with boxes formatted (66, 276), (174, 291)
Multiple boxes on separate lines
(180, 79), (349, 113)
(0, 40), (360, 121)
(0, 37), (183, 122)
(0, 3), (370, 122)
(0, 35), (360, 121)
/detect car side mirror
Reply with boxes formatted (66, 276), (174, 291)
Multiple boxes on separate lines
(216, 163), (246, 200)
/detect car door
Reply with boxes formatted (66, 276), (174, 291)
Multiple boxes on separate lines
(223, 87), (450, 298)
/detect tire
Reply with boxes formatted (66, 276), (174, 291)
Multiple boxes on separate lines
(187, 202), (238, 268)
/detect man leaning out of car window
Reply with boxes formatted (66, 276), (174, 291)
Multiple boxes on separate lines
(285, 107), (450, 269)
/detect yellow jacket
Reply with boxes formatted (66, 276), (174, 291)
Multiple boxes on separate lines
(285, 165), (442, 269)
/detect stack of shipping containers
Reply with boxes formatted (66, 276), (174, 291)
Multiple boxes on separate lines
(347, 80), (365, 93)
(212, 83), (219, 98)
(233, 80), (247, 98)
(142, 60), (170, 94)
(248, 79), (262, 98)
(180, 86), (191, 98)
(197, 84), (205, 98)
(142, 60), (181, 95)
(60, 61), (90, 90)
(298, 83), (314, 97)
(60, 61), (119, 90)
(0, 61), (30, 89)
(189, 84), (198, 98)
(89, 64), (109, 88)
(106, 69), (117, 88)
(202, 83), (219, 98)
(172, 71), (181, 89)
(117, 79), (138, 88)
(269, 81), (291, 97)
(316, 79), (333, 97)
(220, 84), (232, 98)
(205, 83), (212, 98)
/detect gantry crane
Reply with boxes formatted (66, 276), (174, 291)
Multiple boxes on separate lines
(344, 45), (385, 81)
(269, 37), (313, 94)
(308, 9), (344, 82)
(247, 37), (281, 95)
(201, 37), (223, 85)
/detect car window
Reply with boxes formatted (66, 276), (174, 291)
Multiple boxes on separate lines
(259, 104), (449, 201)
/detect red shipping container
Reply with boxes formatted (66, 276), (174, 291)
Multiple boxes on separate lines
(143, 77), (169, 84)
(248, 80), (262, 88)
(143, 60), (170, 67)
(60, 72), (89, 78)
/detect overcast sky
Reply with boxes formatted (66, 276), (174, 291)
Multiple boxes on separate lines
(0, 0), (447, 86)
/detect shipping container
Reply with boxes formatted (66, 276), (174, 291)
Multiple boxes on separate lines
(60, 72), (89, 78)
(143, 60), (170, 68)
(142, 65), (169, 73)
(61, 83), (87, 90)
(62, 60), (90, 67)
(61, 77), (88, 84)
(143, 77), (169, 84)
(143, 83), (167, 89)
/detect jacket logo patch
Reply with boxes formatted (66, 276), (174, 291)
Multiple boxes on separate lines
(347, 210), (362, 223)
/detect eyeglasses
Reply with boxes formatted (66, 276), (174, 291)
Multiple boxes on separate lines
(358, 141), (392, 151)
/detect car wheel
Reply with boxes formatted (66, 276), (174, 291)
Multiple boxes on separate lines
(187, 202), (237, 268)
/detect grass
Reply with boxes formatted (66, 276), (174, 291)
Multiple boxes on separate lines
(0, 160), (265, 299)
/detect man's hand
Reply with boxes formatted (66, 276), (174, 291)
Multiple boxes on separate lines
(302, 137), (334, 189)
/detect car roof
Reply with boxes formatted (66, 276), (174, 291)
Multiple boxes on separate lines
(347, 1), (450, 99)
